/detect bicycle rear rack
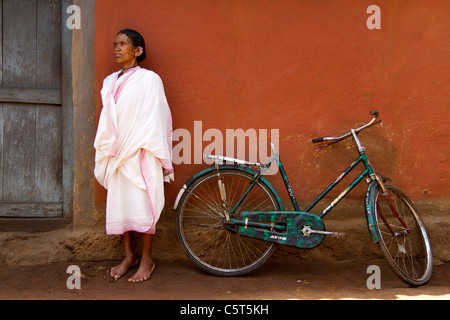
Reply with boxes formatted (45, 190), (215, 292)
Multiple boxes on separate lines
(205, 155), (261, 167)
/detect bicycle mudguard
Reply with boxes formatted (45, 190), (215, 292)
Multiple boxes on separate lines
(237, 211), (325, 249)
(365, 180), (382, 242)
(173, 165), (285, 211)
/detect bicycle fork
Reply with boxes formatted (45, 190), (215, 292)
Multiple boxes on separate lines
(374, 175), (410, 236)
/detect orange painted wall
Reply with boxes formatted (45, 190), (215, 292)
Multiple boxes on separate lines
(94, 0), (450, 209)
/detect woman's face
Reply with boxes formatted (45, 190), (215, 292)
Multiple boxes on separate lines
(114, 33), (142, 66)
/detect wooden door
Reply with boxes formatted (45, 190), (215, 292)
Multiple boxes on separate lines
(0, 0), (63, 217)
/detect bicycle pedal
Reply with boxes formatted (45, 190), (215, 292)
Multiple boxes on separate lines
(333, 232), (346, 239)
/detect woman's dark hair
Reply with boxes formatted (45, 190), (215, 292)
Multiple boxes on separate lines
(117, 29), (146, 63)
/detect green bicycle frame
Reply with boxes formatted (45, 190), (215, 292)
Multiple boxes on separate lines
(304, 154), (374, 218)
(230, 152), (375, 219)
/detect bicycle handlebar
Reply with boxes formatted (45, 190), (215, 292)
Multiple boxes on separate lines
(312, 110), (381, 145)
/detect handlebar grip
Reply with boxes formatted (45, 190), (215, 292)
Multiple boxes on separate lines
(370, 110), (379, 117)
(312, 138), (324, 143)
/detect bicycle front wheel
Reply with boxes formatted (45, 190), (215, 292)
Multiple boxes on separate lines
(370, 184), (433, 286)
(176, 168), (281, 276)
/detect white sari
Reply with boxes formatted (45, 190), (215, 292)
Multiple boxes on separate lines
(94, 67), (173, 235)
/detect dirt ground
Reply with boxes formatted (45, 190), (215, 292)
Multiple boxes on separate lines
(0, 250), (448, 302)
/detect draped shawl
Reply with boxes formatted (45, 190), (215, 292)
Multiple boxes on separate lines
(94, 67), (173, 233)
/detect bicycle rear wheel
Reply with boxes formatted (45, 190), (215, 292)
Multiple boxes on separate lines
(370, 184), (433, 286)
(176, 168), (281, 276)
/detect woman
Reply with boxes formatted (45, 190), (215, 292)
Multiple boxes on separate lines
(94, 29), (173, 282)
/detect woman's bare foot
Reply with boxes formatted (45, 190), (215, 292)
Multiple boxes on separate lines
(110, 256), (139, 280)
(128, 257), (155, 283)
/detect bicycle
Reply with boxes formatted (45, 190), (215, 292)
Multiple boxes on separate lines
(174, 111), (433, 287)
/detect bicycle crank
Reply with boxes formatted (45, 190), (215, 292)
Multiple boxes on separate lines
(301, 225), (345, 239)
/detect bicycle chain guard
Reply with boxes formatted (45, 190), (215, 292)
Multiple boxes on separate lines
(238, 211), (326, 249)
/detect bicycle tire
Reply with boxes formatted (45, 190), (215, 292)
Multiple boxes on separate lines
(369, 184), (433, 286)
(176, 168), (281, 276)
